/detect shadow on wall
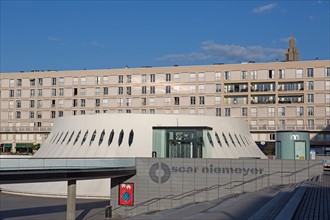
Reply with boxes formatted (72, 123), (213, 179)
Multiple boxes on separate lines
(310, 125), (330, 155)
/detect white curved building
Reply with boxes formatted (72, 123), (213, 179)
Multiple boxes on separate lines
(35, 114), (266, 159)
(1, 114), (266, 198)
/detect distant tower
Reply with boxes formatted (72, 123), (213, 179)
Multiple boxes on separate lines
(285, 36), (300, 61)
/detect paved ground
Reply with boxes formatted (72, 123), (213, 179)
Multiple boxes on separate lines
(0, 193), (109, 220)
(1, 173), (329, 220)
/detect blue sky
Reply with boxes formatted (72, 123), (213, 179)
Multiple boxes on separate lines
(1, 0), (329, 73)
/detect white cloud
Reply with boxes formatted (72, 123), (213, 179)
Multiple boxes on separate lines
(156, 52), (211, 62)
(280, 37), (291, 43)
(91, 41), (104, 48)
(201, 41), (285, 62)
(156, 41), (285, 63)
(48, 36), (61, 42)
(252, 3), (277, 14)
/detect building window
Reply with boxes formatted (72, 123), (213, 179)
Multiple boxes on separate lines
(50, 99), (55, 108)
(215, 71), (221, 81)
(95, 99), (100, 107)
(141, 74), (146, 83)
(16, 89), (21, 97)
(81, 99), (86, 107)
(73, 77), (78, 85)
(278, 107), (285, 116)
(73, 99), (78, 107)
(326, 81), (330, 90)
(118, 129), (124, 146)
(118, 75), (123, 83)
(8, 111), (14, 120)
(174, 97), (180, 105)
(107, 129), (114, 146)
(9, 89), (14, 97)
(241, 71), (247, 80)
(326, 93), (330, 103)
(225, 108), (231, 116)
(307, 81), (314, 90)
(296, 107), (304, 116)
(103, 99), (108, 107)
(141, 86), (147, 94)
(141, 98), (146, 106)
(103, 87), (108, 95)
(30, 79), (35, 86)
(58, 111), (63, 117)
(296, 69), (303, 78)
(150, 86), (155, 94)
(95, 76), (101, 85)
(307, 94), (314, 103)
(190, 72), (196, 81)
(17, 79), (22, 87)
(199, 85), (205, 93)
(80, 88), (86, 96)
(326, 106), (330, 117)
(216, 108), (221, 117)
(90, 130), (97, 146)
(307, 119), (314, 127)
(150, 74), (155, 82)
(215, 96), (221, 105)
(8, 100), (14, 109)
(118, 87), (123, 95)
(149, 98), (155, 106)
(326, 67), (330, 77)
(16, 111), (21, 119)
(268, 107), (275, 117)
(30, 100), (35, 108)
(98, 129), (105, 146)
(37, 111), (42, 119)
(224, 71), (230, 80)
(37, 89), (42, 97)
(81, 77), (86, 85)
(57, 77), (63, 86)
(166, 73), (171, 82)
(51, 88), (56, 96)
(16, 100), (21, 108)
(268, 70), (275, 79)
(30, 89), (35, 97)
(29, 111), (34, 119)
(81, 110), (85, 115)
(307, 68), (314, 77)
(307, 107), (314, 116)
(251, 71), (257, 80)
(126, 87), (131, 95)
(9, 79), (14, 87)
(199, 72), (205, 81)
(126, 98), (131, 107)
(126, 75), (131, 83)
(51, 111), (56, 119)
(52, 77), (57, 86)
(95, 87), (100, 96)
(103, 76), (108, 84)
(215, 84), (221, 92)
(241, 107), (248, 117)
(190, 96), (196, 105)
(165, 85), (171, 94)
(199, 96), (205, 105)
(117, 98), (123, 107)
(190, 85), (196, 93)
(37, 100), (42, 108)
(278, 69), (285, 79)
(165, 97), (171, 106)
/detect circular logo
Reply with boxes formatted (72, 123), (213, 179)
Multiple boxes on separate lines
(149, 162), (171, 183)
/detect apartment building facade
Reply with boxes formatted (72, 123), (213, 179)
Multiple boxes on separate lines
(0, 60), (329, 154)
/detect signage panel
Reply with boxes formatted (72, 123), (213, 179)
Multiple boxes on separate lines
(119, 183), (134, 205)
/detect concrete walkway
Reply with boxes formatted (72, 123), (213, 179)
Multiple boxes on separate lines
(129, 173), (330, 220)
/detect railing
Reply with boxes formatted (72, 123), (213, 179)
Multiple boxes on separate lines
(0, 126), (52, 132)
(249, 125), (330, 131)
(0, 157), (136, 171)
